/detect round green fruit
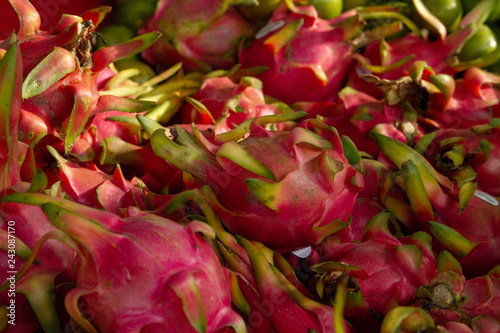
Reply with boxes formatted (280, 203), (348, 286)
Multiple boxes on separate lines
(114, 0), (158, 31)
(238, 0), (282, 20)
(307, 0), (343, 20)
(96, 24), (136, 49)
(421, 0), (463, 31)
(458, 24), (498, 61)
(342, 0), (367, 10)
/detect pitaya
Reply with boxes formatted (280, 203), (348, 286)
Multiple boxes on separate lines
(1, 192), (77, 332)
(179, 75), (289, 135)
(1, 0), (159, 163)
(348, 17), (475, 98)
(372, 132), (500, 278)
(239, 3), (369, 104)
(310, 210), (437, 332)
(138, 113), (364, 252)
(3, 192), (246, 333)
(294, 83), (424, 158)
(140, 0), (256, 72)
(163, 187), (353, 332)
(423, 67), (500, 129)
(416, 251), (500, 328)
(417, 120), (500, 196)
(379, 306), (438, 333)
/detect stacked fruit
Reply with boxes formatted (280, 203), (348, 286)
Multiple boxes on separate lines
(1, 0), (500, 332)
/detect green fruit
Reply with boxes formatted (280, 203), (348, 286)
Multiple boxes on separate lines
(421, 0), (463, 31)
(307, 0), (343, 19)
(462, 0), (500, 24)
(238, 0), (282, 20)
(342, 0), (367, 10)
(96, 24), (136, 49)
(458, 24), (498, 61)
(114, 0), (158, 31)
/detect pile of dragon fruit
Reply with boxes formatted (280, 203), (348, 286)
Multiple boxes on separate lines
(2, 0), (500, 332)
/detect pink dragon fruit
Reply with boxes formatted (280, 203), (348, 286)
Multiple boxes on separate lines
(140, 0), (256, 72)
(378, 305), (490, 333)
(372, 132), (500, 278)
(423, 67), (500, 129)
(99, 136), (185, 194)
(138, 112), (364, 252)
(310, 210), (437, 332)
(163, 187), (353, 332)
(1, 0), (159, 163)
(417, 120), (500, 196)
(294, 83), (426, 159)
(0, 38), (74, 332)
(1, 192), (77, 332)
(347, 0), (487, 98)
(238, 3), (369, 104)
(179, 75), (288, 135)
(3, 192), (246, 333)
(416, 251), (500, 328)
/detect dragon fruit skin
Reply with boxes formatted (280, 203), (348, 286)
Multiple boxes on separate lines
(424, 68), (500, 130)
(419, 123), (500, 197)
(416, 251), (500, 329)
(3, 192), (246, 333)
(236, 237), (351, 333)
(311, 210), (437, 325)
(294, 85), (423, 159)
(1, 0), (159, 161)
(179, 76), (285, 135)
(141, 113), (364, 252)
(372, 132), (500, 278)
(164, 188), (352, 332)
(239, 4), (366, 104)
(0, 195), (77, 332)
(348, 23), (473, 97)
(141, 0), (254, 72)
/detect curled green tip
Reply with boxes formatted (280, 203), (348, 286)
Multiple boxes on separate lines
(428, 221), (476, 258)
(136, 115), (164, 136)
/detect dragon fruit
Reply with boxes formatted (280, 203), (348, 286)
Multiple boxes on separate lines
(310, 210), (437, 332)
(164, 187), (353, 332)
(179, 75), (289, 135)
(423, 67), (500, 129)
(1, 0), (159, 164)
(140, 0), (256, 72)
(239, 3), (370, 104)
(1, 191), (77, 332)
(294, 83), (425, 159)
(3, 192), (246, 333)
(138, 112), (364, 252)
(417, 120), (500, 196)
(372, 132), (500, 278)
(416, 250), (500, 328)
